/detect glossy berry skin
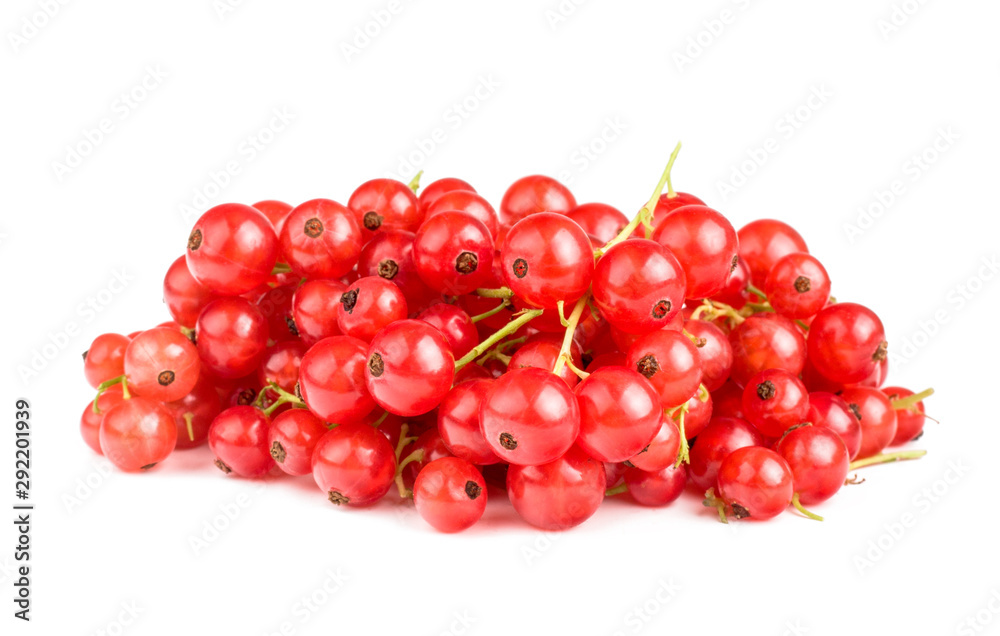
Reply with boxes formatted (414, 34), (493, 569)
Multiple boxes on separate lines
(348, 178), (421, 237)
(356, 230), (436, 306)
(425, 190), (500, 239)
(499, 175), (576, 226)
(437, 379), (501, 465)
(627, 329), (702, 407)
(335, 276), (408, 343)
(679, 391), (714, 440)
(84, 333), (131, 389)
(196, 297), (269, 379)
(480, 367), (581, 466)
(652, 205), (738, 299)
(365, 320), (455, 417)
(501, 213), (593, 309)
(506, 445), (605, 531)
(251, 199), (293, 235)
(775, 425), (850, 505)
(413, 211), (495, 295)
(625, 463), (688, 507)
(728, 313), (807, 387)
(808, 303), (887, 385)
(299, 336), (377, 423)
(208, 406), (273, 478)
(124, 327), (200, 403)
(840, 387), (897, 459)
(737, 219), (809, 285)
(807, 392), (862, 460)
(685, 320), (733, 391)
(592, 239), (686, 334)
(292, 279), (347, 347)
(163, 255), (216, 328)
(268, 408), (329, 476)
(418, 177), (475, 214)
(716, 447), (794, 521)
(311, 423), (396, 506)
(255, 284), (298, 344)
(567, 203), (629, 244)
(507, 334), (582, 389)
(625, 416), (680, 472)
(688, 416), (764, 492)
(163, 373), (221, 449)
(764, 252), (831, 319)
(652, 191), (705, 228)
(81, 386), (126, 454)
(417, 304), (478, 359)
(741, 368), (809, 438)
(280, 198), (362, 280)
(258, 340), (307, 396)
(414, 457), (488, 533)
(575, 367), (662, 463)
(100, 397), (177, 472)
(186, 203), (279, 295)
(884, 387), (926, 445)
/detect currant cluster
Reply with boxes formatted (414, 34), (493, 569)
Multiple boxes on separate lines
(80, 143), (933, 531)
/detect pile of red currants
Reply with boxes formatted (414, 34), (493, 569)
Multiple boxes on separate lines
(81, 144), (932, 532)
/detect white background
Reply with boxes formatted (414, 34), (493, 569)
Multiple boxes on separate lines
(2, 1), (999, 634)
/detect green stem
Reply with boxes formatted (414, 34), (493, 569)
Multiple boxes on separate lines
(469, 299), (510, 324)
(849, 450), (927, 471)
(92, 374), (128, 413)
(563, 356), (590, 380)
(183, 412), (196, 443)
(605, 483), (627, 497)
(408, 170), (423, 193)
(455, 309), (543, 371)
(702, 488), (729, 524)
(596, 142), (681, 257)
(746, 283), (767, 300)
(791, 493), (824, 521)
(371, 410), (389, 428)
(891, 388), (934, 412)
(271, 263), (293, 275)
(671, 404), (690, 467)
(552, 296), (588, 376)
(475, 287), (514, 299)
(664, 142), (681, 199)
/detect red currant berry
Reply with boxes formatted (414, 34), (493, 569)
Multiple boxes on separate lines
(808, 303), (887, 385)
(575, 366), (662, 463)
(356, 230), (437, 306)
(83, 333), (131, 389)
(292, 279), (347, 347)
(196, 297), (269, 379)
(299, 335), (377, 423)
(437, 379), (501, 465)
(806, 391), (862, 460)
(688, 416), (764, 492)
(163, 255), (217, 328)
(365, 320), (455, 417)
(424, 190), (500, 239)
(506, 445), (605, 530)
(627, 329), (702, 407)
(652, 191), (705, 227)
(251, 199), (293, 235)
(480, 367), (581, 466)
(268, 408), (329, 476)
(124, 327), (200, 402)
(81, 386), (126, 455)
(625, 416), (681, 473)
(280, 199), (363, 279)
(684, 320), (733, 391)
(348, 178), (421, 237)
(624, 463), (688, 507)
(567, 203), (628, 244)
(507, 334), (583, 388)
(499, 175), (576, 226)
(592, 239), (686, 334)
(418, 177), (475, 214)
(255, 284), (299, 344)
(839, 386), (897, 459)
(501, 213), (593, 309)
(335, 276), (408, 343)
(775, 425), (850, 505)
(716, 446), (793, 521)
(311, 423), (396, 506)
(741, 368), (809, 438)
(164, 373), (221, 449)
(414, 457), (488, 533)
(208, 406), (274, 478)
(652, 205), (738, 299)
(884, 386), (927, 445)
(764, 252), (831, 319)
(737, 219), (808, 285)
(417, 303), (478, 359)
(186, 203), (279, 295)
(728, 313), (807, 387)
(413, 211), (495, 295)
(100, 397), (177, 472)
